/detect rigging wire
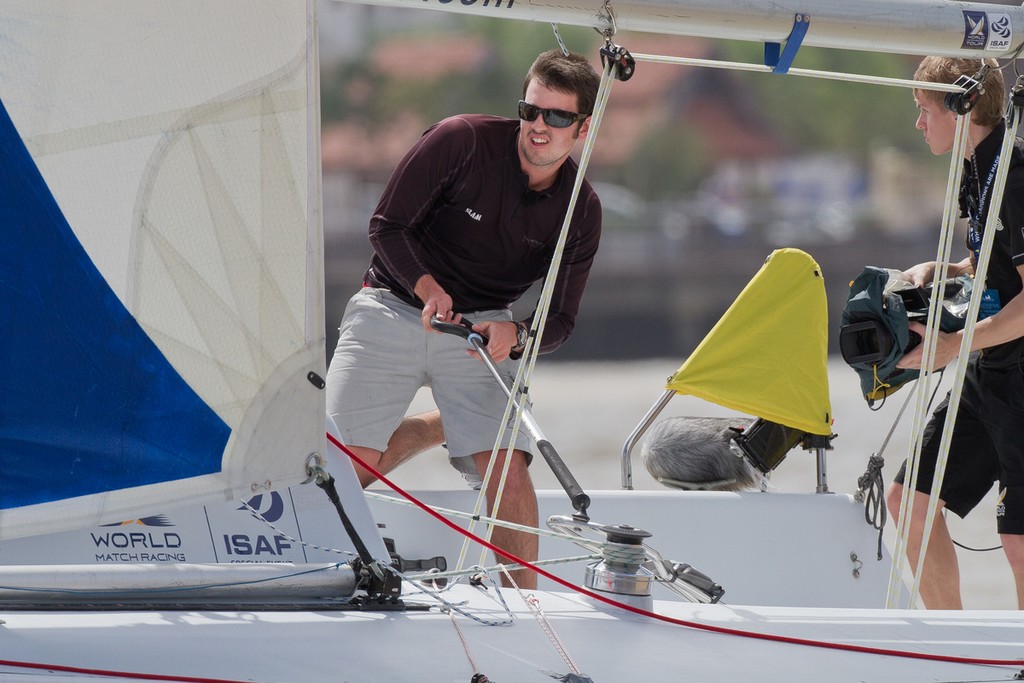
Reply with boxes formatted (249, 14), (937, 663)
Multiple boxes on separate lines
(331, 433), (1024, 669)
(397, 567), (514, 627)
(419, 40), (1020, 607)
(502, 40), (1002, 607)
(884, 62), (1022, 562)
(9, 25), (1024, 683)
(887, 105), (974, 609)
(500, 566), (588, 680)
(884, 58), (1019, 581)
(631, 52), (965, 92)
(551, 23), (570, 56)
(241, 497), (356, 558)
(894, 78), (1024, 608)
(458, 45), (623, 578)
(365, 490), (590, 542)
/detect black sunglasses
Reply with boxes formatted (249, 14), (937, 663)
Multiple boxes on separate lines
(517, 100), (588, 128)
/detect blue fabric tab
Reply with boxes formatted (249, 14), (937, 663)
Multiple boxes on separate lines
(768, 14), (811, 75)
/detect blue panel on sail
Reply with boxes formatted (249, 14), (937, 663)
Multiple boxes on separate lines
(0, 98), (230, 510)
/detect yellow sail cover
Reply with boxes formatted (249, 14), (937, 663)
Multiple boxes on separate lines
(666, 248), (832, 435)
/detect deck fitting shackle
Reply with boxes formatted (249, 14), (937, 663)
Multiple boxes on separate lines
(600, 41), (636, 82)
(945, 64), (989, 115)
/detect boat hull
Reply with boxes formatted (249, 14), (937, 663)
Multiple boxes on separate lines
(2, 585), (1022, 682)
(0, 482), (890, 608)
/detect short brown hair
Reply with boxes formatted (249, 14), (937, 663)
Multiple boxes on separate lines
(914, 57), (1005, 128)
(523, 50), (601, 116)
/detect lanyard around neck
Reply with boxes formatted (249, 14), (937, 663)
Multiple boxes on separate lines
(967, 150), (1001, 259)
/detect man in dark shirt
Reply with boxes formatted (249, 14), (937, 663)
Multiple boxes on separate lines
(327, 50), (602, 589)
(886, 57), (1024, 608)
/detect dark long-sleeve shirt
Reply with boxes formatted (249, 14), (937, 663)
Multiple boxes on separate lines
(363, 114), (602, 353)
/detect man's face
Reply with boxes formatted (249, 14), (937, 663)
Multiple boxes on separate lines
(517, 80), (589, 175)
(914, 93), (958, 155)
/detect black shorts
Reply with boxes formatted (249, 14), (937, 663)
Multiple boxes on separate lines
(893, 356), (1024, 534)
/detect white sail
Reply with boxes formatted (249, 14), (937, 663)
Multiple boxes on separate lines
(0, 0), (324, 539)
(334, 0), (1022, 58)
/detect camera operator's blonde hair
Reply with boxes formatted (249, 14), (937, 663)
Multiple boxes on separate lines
(914, 57), (1005, 127)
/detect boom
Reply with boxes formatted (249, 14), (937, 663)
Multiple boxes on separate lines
(332, 0), (1023, 59)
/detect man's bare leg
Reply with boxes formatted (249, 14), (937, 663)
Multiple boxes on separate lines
(356, 410), (445, 487)
(473, 449), (539, 590)
(1000, 532), (1024, 609)
(886, 484), (963, 608)
(348, 445), (385, 488)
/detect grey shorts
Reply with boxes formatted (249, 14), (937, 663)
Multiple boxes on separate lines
(326, 288), (532, 482)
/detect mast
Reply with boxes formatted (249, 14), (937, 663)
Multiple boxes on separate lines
(332, 0), (1023, 59)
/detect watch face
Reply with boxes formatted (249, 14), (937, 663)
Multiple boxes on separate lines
(517, 324), (529, 347)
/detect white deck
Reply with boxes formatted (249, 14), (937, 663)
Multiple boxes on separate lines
(1, 584), (1022, 682)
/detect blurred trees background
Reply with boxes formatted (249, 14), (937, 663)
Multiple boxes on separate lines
(316, 6), (971, 359)
(320, 14), (936, 202)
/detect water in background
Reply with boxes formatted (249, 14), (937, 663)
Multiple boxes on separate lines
(369, 356), (1015, 609)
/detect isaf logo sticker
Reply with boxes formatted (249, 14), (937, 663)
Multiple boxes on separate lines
(989, 14), (1013, 51)
(239, 492), (286, 523)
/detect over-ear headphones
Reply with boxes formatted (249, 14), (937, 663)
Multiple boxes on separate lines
(944, 67), (989, 115)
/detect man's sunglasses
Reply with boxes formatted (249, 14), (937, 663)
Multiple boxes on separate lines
(517, 100), (588, 128)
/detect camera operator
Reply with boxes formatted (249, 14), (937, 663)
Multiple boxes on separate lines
(885, 57), (1024, 609)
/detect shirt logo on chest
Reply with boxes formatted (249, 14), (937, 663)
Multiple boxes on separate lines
(465, 207), (482, 222)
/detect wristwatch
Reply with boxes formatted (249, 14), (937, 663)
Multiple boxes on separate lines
(512, 321), (529, 352)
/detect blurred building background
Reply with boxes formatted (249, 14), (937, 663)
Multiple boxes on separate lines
(316, 0), (993, 362)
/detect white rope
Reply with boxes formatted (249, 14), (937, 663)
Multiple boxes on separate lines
(631, 52), (964, 92)
(521, 51), (618, 381)
(499, 566), (585, 677)
(457, 52), (621, 578)
(397, 566), (515, 627)
(447, 604), (483, 677)
(436, 42), (982, 602)
(241, 498), (356, 559)
(913, 99), (1023, 606)
(406, 555), (598, 583)
(626, 45), (993, 610)
(885, 111), (971, 608)
(887, 95), (1024, 608)
(366, 491), (592, 543)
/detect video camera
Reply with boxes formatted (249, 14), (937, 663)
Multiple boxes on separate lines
(840, 267), (970, 403)
(839, 285), (928, 366)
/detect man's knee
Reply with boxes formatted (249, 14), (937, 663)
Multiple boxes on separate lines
(398, 410), (444, 447)
(1001, 534), (1024, 566)
(382, 410), (444, 467)
(472, 448), (532, 484)
(502, 449), (532, 475)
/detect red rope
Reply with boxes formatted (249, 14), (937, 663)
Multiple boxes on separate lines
(330, 431), (1024, 669)
(0, 658), (251, 683)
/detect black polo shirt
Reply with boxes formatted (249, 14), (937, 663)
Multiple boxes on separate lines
(960, 122), (1024, 368)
